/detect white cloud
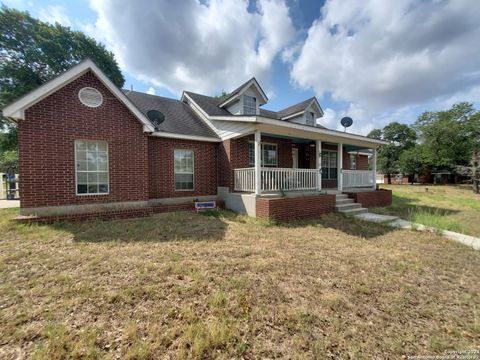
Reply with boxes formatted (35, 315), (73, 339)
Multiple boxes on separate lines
(146, 87), (156, 95)
(38, 5), (72, 27)
(88, 0), (295, 95)
(290, 0), (480, 129)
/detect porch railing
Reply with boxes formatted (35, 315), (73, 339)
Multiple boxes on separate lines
(234, 167), (318, 192)
(342, 170), (375, 188)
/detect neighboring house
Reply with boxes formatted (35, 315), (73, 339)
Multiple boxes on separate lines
(3, 59), (390, 221)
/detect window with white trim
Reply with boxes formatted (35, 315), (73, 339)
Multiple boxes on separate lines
(174, 149), (194, 191)
(349, 154), (357, 170)
(321, 151), (337, 180)
(305, 111), (315, 126)
(248, 142), (278, 167)
(243, 95), (257, 115)
(75, 140), (109, 195)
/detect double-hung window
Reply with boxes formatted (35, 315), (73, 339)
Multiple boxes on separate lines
(174, 149), (194, 191)
(349, 154), (357, 170)
(75, 140), (109, 195)
(248, 142), (277, 167)
(243, 95), (257, 115)
(305, 111), (315, 126)
(321, 151), (338, 180)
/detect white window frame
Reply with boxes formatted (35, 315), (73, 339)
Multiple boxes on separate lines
(305, 111), (315, 126)
(174, 149), (194, 191)
(321, 150), (338, 180)
(75, 140), (109, 196)
(349, 154), (357, 170)
(248, 141), (278, 167)
(243, 94), (257, 115)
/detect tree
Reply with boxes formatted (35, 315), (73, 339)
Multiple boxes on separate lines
(0, 150), (18, 173)
(0, 5), (124, 147)
(414, 103), (474, 169)
(368, 122), (416, 184)
(455, 111), (480, 193)
(399, 145), (430, 185)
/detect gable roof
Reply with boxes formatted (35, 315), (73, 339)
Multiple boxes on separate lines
(124, 90), (218, 139)
(277, 97), (323, 119)
(218, 77), (268, 107)
(183, 91), (232, 117)
(2, 58), (155, 132)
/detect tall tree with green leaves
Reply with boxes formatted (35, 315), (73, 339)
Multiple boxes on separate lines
(0, 5), (124, 152)
(368, 122), (416, 184)
(413, 103), (475, 169)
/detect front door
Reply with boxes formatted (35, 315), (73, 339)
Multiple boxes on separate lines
(292, 148), (299, 168)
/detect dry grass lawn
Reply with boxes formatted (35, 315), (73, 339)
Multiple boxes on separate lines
(0, 208), (479, 359)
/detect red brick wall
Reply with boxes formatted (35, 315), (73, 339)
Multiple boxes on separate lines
(345, 189), (392, 208)
(256, 194), (336, 221)
(19, 71), (149, 209)
(16, 203), (194, 224)
(148, 137), (218, 198)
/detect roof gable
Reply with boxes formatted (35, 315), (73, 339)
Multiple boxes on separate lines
(218, 78), (268, 107)
(2, 59), (155, 132)
(278, 97), (323, 120)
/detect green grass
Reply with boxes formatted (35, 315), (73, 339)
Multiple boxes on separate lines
(372, 185), (480, 236)
(0, 208), (479, 358)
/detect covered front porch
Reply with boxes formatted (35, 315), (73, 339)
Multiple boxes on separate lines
(233, 130), (377, 195)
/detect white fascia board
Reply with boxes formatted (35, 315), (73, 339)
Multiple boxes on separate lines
(150, 131), (220, 142)
(310, 98), (324, 117)
(218, 78), (268, 107)
(209, 115), (257, 122)
(2, 59), (155, 132)
(256, 116), (389, 146)
(181, 93), (223, 134)
(281, 111), (305, 121)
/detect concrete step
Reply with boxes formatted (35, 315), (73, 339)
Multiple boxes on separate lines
(335, 203), (361, 211)
(338, 207), (368, 216)
(335, 198), (354, 205)
(336, 194), (349, 200)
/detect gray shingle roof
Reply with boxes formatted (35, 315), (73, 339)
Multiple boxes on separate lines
(183, 91), (232, 116)
(123, 90), (218, 139)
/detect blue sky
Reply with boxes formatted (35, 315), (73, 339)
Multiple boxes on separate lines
(3, 0), (480, 135)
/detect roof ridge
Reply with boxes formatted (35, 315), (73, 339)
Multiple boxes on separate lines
(123, 89), (183, 103)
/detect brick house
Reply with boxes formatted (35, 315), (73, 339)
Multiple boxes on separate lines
(3, 59), (391, 221)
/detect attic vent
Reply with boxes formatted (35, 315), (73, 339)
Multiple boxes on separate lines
(78, 87), (103, 108)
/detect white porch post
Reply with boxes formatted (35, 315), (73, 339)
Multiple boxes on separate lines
(337, 143), (343, 191)
(316, 140), (322, 191)
(372, 147), (377, 190)
(254, 130), (262, 196)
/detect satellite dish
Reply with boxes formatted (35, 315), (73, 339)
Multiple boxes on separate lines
(146, 110), (165, 130)
(340, 116), (353, 132)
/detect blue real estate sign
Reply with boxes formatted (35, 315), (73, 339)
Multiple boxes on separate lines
(195, 201), (216, 211)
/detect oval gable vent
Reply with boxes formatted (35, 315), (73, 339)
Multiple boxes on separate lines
(78, 87), (103, 108)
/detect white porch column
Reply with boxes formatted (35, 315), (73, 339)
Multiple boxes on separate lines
(254, 130), (262, 196)
(337, 143), (343, 191)
(316, 140), (322, 191)
(372, 147), (377, 190)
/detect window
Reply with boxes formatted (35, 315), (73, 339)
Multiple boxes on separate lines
(78, 87), (103, 108)
(349, 154), (357, 170)
(243, 95), (257, 115)
(305, 111), (315, 126)
(75, 140), (109, 195)
(248, 142), (278, 167)
(174, 149), (194, 191)
(321, 151), (338, 180)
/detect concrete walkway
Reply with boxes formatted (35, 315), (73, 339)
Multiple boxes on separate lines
(354, 212), (480, 251)
(0, 200), (20, 209)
